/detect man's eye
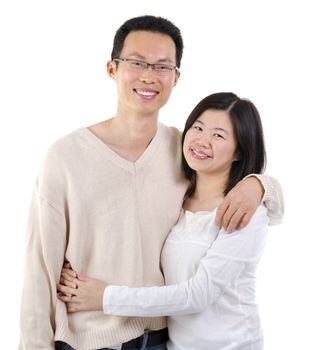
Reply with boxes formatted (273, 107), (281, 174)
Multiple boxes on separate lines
(155, 65), (170, 71)
(130, 61), (144, 68)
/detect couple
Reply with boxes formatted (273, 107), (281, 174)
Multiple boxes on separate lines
(58, 92), (270, 350)
(19, 15), (283, 350)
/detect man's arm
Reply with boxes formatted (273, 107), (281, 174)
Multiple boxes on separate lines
(216, 174), (284, 233)
(254, 174), (284, 225)
(19, 186), (66, 349)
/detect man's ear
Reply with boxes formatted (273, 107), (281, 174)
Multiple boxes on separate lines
(107, 60), (116, 78)
(174, 70), (181, 86)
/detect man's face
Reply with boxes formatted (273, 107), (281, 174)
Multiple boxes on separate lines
(108, 30), (180, 118)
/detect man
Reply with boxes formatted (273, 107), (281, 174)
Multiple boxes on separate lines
(19, 15), (283, 350)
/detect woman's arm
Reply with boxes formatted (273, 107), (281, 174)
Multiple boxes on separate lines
(58, 205), (268, 316)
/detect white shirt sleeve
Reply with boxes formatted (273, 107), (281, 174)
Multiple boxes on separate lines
(103, 205), (268, 317)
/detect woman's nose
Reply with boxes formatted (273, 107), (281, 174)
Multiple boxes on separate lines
(196, 133), (211, 148)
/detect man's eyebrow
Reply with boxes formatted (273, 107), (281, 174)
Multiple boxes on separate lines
(126, 53), (174, 64)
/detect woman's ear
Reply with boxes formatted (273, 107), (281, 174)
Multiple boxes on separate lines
(233, 152), (241, 162)
(233, 147), (241, 162)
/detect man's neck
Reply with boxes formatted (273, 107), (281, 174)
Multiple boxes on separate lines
(88, 112), (159, 162)
(111, 111), (158, 141)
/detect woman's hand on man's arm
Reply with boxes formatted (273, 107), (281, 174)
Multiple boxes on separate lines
(57, 262), (107, 313)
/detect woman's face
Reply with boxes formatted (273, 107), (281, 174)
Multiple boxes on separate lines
(183, 109), (238, 176)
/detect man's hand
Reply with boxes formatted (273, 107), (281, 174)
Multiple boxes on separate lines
(215, 176), (264, 233)
(57, 263), (107, 313)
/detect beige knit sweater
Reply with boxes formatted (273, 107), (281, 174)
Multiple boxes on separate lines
(19, 123), (283, 349)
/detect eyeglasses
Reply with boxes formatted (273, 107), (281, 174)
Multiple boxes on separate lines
(113, 58), (178, 76)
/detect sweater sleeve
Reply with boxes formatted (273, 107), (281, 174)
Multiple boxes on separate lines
(245, 174), (284, 225)
(19, 184), (67, 349)
(103, 205), (268, 317)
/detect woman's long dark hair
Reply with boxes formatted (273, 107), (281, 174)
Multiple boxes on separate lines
(182, 92), (266, 198)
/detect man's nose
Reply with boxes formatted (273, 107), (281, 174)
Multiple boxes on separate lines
(139, 66), (157, 83)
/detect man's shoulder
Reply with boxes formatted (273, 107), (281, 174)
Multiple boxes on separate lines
(158, 123), (182, 140)
(46, 128), (84, 155)
(38, 128), (86, 171)
(36, 128), (88, 185)
(157, 123), (183, 162)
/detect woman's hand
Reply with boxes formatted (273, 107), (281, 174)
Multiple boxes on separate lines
(57, 264), (107, 313)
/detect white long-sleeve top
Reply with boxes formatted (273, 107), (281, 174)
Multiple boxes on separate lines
(104, 205), (269, 350)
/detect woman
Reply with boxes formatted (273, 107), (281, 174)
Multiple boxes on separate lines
(58, 92), (269, 349)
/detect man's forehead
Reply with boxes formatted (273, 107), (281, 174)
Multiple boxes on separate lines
(121, 31), (176, 62)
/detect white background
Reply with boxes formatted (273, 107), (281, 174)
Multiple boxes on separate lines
(1, 0), (314, 348)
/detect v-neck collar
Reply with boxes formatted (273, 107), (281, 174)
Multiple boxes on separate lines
(77, 123), (164, 174)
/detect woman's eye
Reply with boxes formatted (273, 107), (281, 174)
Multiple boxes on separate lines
(213, 133), (223, 139)
(193, 126), (203, 132)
